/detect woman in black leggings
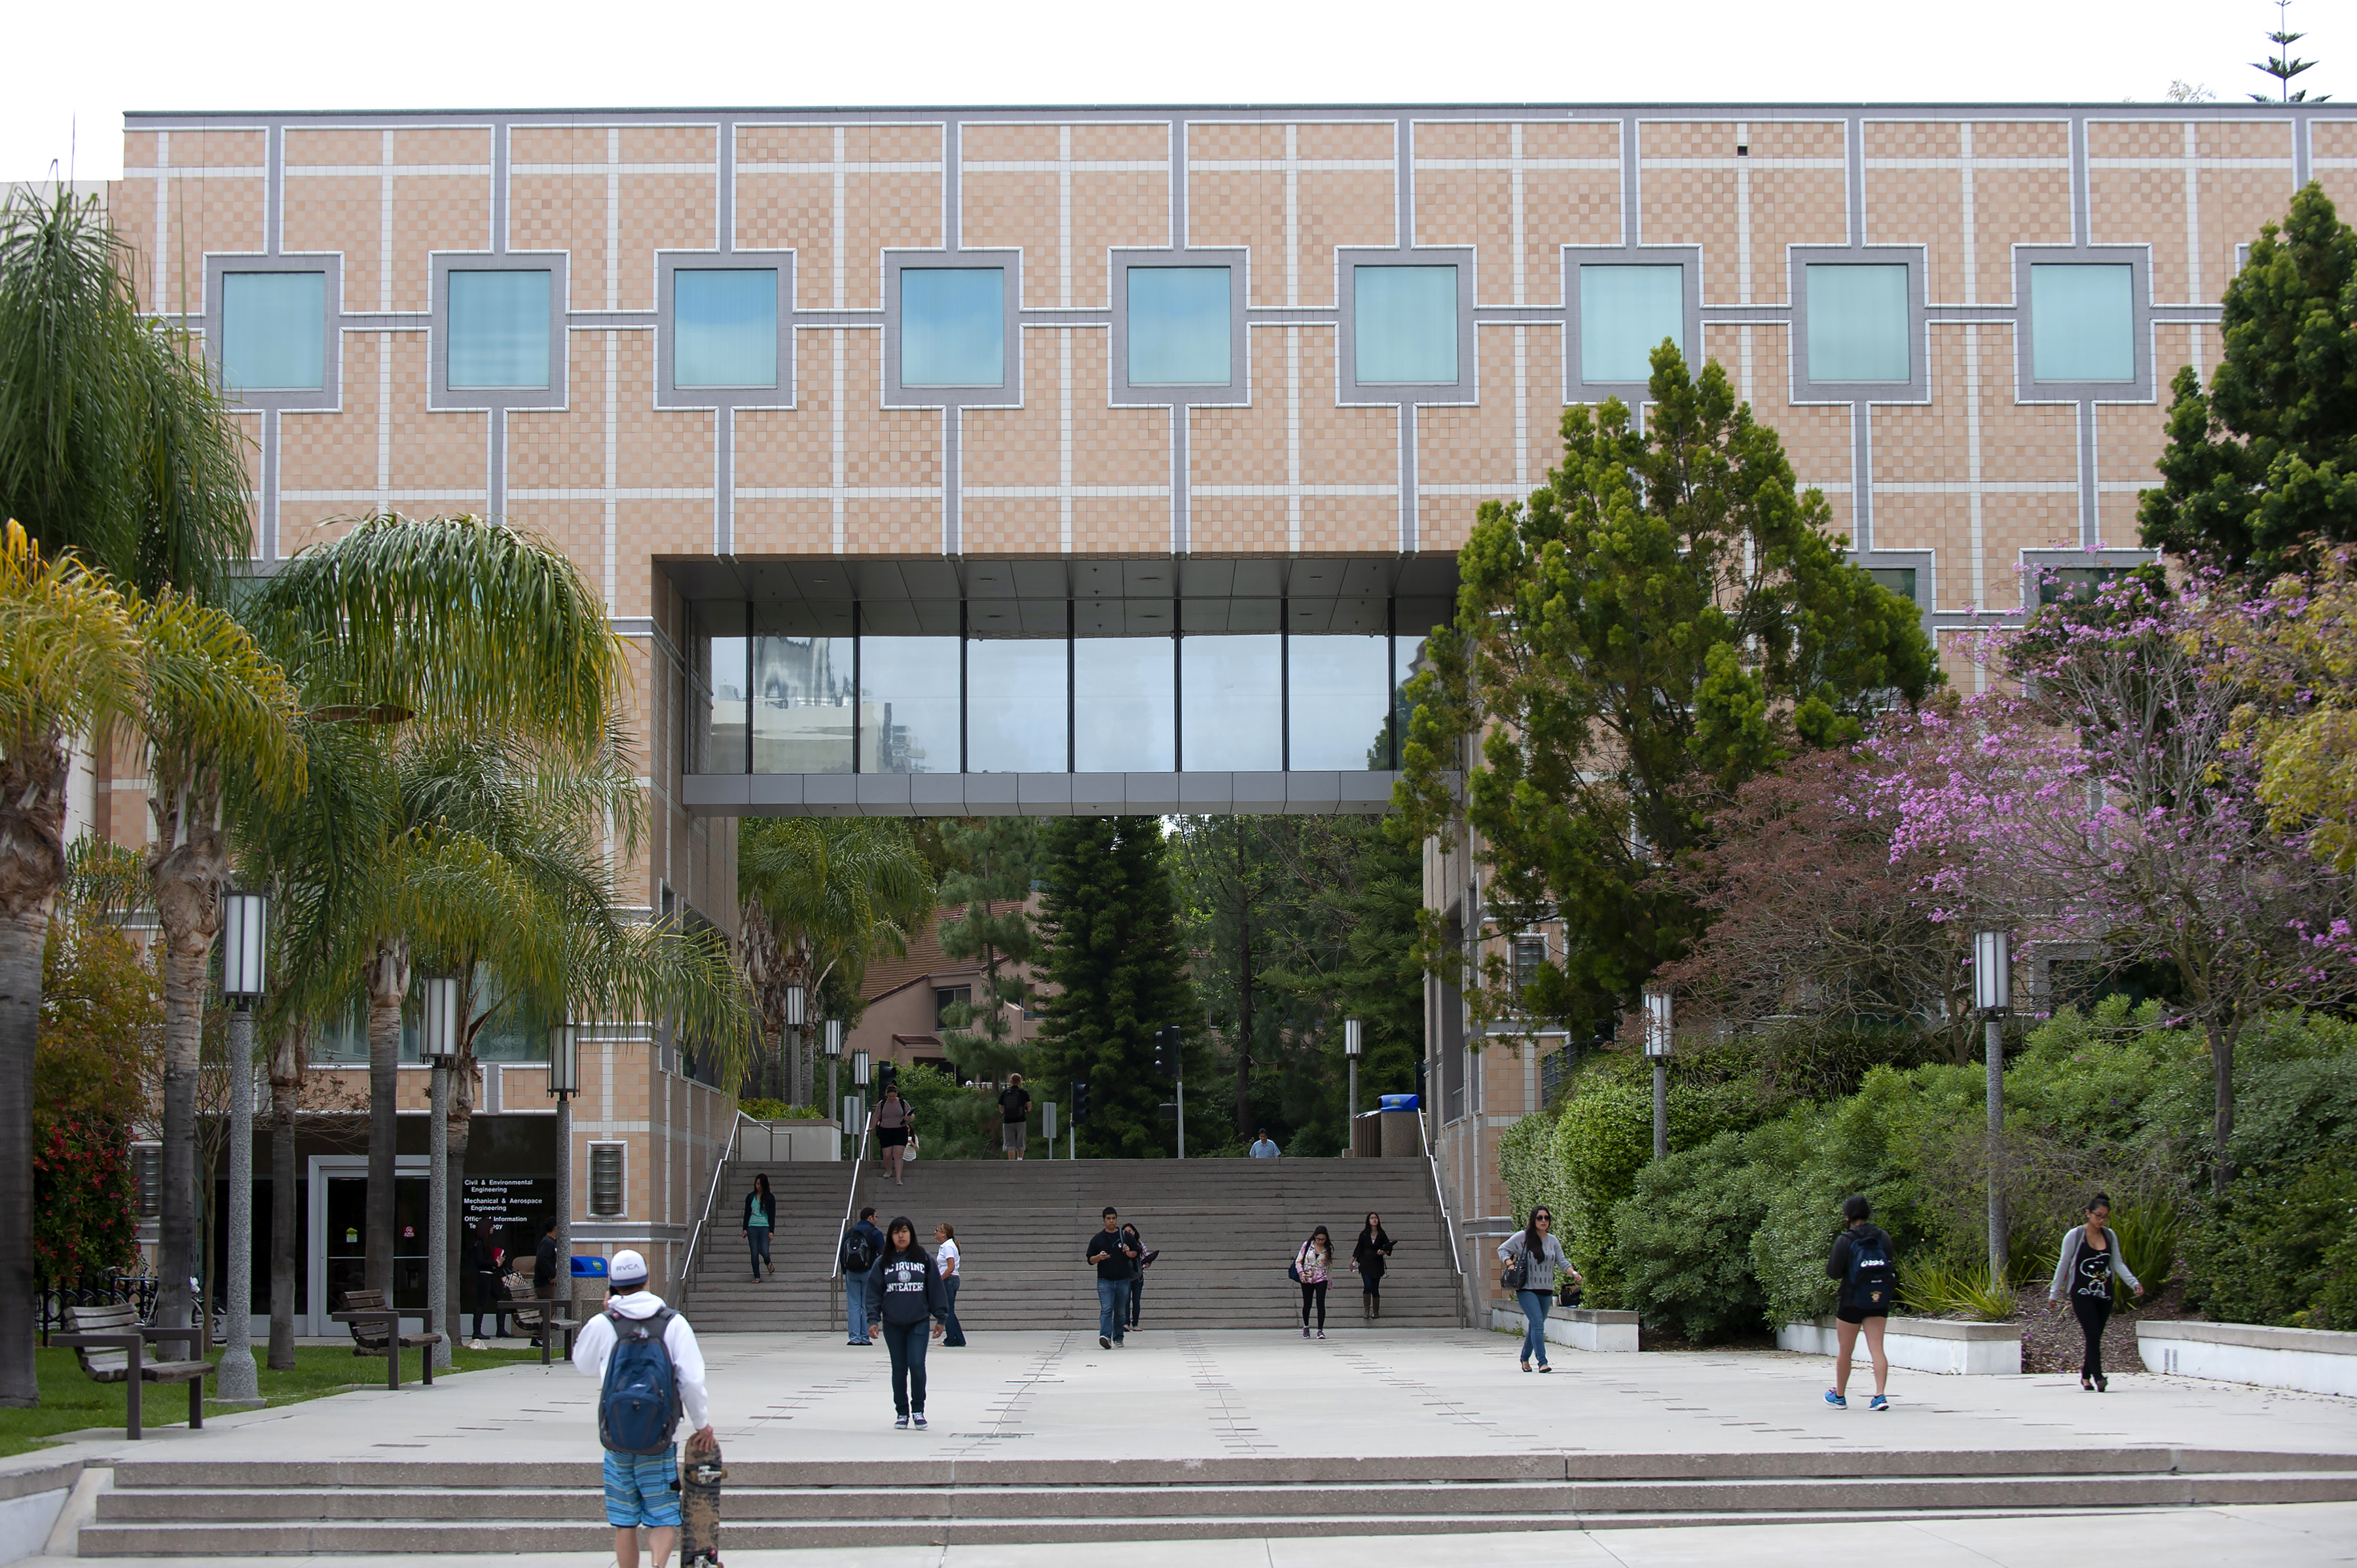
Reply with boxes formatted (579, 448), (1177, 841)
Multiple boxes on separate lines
(1294, 1226), (1334, 1340)
(2046, 1192), (2143, 1391)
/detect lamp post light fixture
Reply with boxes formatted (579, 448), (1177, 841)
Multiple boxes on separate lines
(1974, 928), (2012, 1285)
(548, 1023), (579, 1300)
(214, 891), (268, 1407)
(849, 1046), (870, 1140)
(822, 1019), (843, 1133)
(1643, 986), (1673, 1161)
(1343, 1018), (1364, 1133)
(783, 981), (807, 1104)
(419, 975), (460, 1368)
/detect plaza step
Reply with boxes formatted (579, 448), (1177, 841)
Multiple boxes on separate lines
(77, 1449), (2357, 1554)
(680, 1157), (1465, 1333)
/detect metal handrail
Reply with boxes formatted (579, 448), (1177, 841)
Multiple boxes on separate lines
(828, 1107), (875, 1286)
(679, 1108), (758, 1312)
(1420, 1117), (1470, 1328)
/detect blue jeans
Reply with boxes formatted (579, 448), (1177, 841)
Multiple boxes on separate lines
(748, 1228), (771, 1277)
(847, 1274), (872, 1342)
(1097, 1277), (1129, 1342)
(1127, 1271), (1143, 1326)
(1518, 1289), (1551, 1364)
(882, 1319), (930, 1415)
(941, 1275), (966, 1346)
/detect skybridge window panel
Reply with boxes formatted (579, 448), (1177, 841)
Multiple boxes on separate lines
(751, 608), (854, 774)
(1804, 264), (1911, 383)
(902, 268), (1006, 388)
(858, 634), (961, 775)
(1074, 636), (1176, 771)
(1180, 634), (1281, 771)
(1288, 633), (1391, 771)
(697, 602), (749, 775)
(1128, 266), (1232, 385)
(675, 268), (780, 388)
(220, 271), (327, 392)
(2030, 264), (2137, 383)
(1353, 265), (1459, 384)
(447, 269), (553, 389)
(967, 610), (1067, 773)
(1579, 264), (1685, 385)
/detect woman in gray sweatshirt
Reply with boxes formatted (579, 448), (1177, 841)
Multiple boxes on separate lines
(1497, 1209), (1579, 1372)
(2047, 1192), (2143, 1392)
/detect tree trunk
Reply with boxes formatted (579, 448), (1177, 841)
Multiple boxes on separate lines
(364, 938), (411, 1299)
(268, 1090), (297, 1369)
(0, 900), (51, 1408)
(1234, 830), (1254, 1140)
(151, 860), (219, 1332)
(2208, 1017), (2235, 1198)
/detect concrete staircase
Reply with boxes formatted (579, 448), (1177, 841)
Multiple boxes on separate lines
(682, 1156), (1464, 1334)
(77, 1449), (2357, 1553)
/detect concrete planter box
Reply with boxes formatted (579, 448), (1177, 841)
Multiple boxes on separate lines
(2138, 1319), (2357, 1396)
(1778, 1314), (2022, 1375)
(734, 1119), (841, 1162)
(1489, 1304), (1641, 1353)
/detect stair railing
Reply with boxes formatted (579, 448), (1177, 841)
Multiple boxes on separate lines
(678, 1108), (758, 1314)
(1421, 1116), (1470, 1328)
(827, 1105), (875, 1334)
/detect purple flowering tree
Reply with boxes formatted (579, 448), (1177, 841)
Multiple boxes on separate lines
(1884, 573), (2357, 1195)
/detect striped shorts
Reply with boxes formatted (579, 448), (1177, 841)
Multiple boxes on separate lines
(601, 1446), (681, 1528)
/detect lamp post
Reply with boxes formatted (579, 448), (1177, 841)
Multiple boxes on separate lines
(1343, 1018), (1364, 1140)
(215, 890), (267, 1407)
(420, 975), (460, 1368)
(823, 1020), (843, 1137)
(850, 1048), (870, 1140)
(1974, 929), (2011, 1284)
(1643, 986), (1673, 1161)
(783, 981), (807, 1106)
(548, 1023), (578, 1308)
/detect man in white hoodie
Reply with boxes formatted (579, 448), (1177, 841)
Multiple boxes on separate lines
(572, 1250), (712, 1568)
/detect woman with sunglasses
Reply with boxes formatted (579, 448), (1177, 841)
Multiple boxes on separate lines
(1498, 1207), (1578, 1372)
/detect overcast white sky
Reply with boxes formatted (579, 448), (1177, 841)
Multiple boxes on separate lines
(7, 0), (2343, 182)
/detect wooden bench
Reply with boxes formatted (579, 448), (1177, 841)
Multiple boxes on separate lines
(50, 1304), (211, 1439)
(507, 1300), (581, 1367)
(331, 1288), (445, 1390)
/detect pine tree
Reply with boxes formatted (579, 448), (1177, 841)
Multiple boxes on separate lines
(2250, 0), (2329, 103)
(934, 817), (1044, 1080)
(1033, 816), (1196, 1158)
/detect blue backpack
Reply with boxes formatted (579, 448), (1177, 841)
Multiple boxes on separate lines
(1844, 1233), (1898, 1313)
(598, 1307), (682, 1455)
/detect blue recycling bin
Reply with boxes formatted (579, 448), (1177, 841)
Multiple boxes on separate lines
(570, 1254), (608, 1278)
(1378, 1093), (1420, 1112)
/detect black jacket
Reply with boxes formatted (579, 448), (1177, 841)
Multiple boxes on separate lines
(1827, 1224), (1896, 1309)
(1353, 1228), (1394, 1278)
(464, 1232), (499, 1275)
(1086, 1226), (1136, 1281)
(864, 1247), (949, 1326)
(534, 1233), (560, 1286)
(742, 1188), (776, 1230)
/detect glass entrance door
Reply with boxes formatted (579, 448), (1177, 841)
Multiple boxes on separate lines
(323, 1175), (429, 1312)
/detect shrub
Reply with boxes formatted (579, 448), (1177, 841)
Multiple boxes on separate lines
(1899, 1261), (2016, 1321)
(2185, 1154), (2357, 1328)
(34, 915), (158, 1282)
(1611, 1122), (1799, 1341)
(738, 1097), (824, 1120)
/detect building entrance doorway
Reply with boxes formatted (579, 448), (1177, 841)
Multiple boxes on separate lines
(306, 1155), (428, 1335)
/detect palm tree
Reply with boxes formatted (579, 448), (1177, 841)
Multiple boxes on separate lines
(737, 818), (935, 1105)
(134, 593), (304, 1331)
(0, 189), (250, 601)
(246, 514), (625, 1301)
(0, 521), (138, 1407)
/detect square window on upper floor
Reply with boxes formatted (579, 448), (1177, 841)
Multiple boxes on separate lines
(221, 271), (326, 392)
(1127, 266), (1230, 386)
(1804, 263), (1910, 383)
(902, 267), (1006, 388)
(448, 269), (553, 390)
(1868, 566), (1918, 606)
(2030, 264), (2136, 384)
(1579, 264), (1685, 385)
(1353, 264), (1458, 385)
(675, 268), (779, 389)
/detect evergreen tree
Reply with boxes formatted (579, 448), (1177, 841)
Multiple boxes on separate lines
(1033, 816), (1196, 1158)
(2139, 182), (2356, 575)
(935, 817), (1045, 1080)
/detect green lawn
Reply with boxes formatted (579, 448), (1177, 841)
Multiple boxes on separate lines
(1, 1342), (545, 1457)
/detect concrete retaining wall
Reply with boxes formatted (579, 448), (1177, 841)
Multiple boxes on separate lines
(2138, 1320), (2357, 1396)
(1778, 1315), (2022, 1375)
(0, 1457), (83, 1567)
(1489, 1305), (1641, 1353)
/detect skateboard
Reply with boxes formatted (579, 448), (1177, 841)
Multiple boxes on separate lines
(680, 1429), (727, 1567)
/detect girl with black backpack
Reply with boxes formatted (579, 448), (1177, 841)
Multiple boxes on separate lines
(2047, 1192), (2143, 1392)
(863, 1216), (949, 1428)
(1824, 1194), (1897, 1411)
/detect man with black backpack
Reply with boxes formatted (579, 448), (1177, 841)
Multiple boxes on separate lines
(572, 1250), (712, 1568)
(843, 1207), (885, 1346)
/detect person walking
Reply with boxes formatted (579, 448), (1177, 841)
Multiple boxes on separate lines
(1295, 1225), (1335, 1339)
(998, 1074), (1032, 1160)
(864, 1216), (949, 1427)
(572, 1249), (712, 1568)
(1122, 1222), (1149, 1332)
(1351, 1212), (1395, 1322)
(935, 1222), (968, 1347)
(842, 1206), (885, 1346)
(464, 1218), (505, 1349)
(1498, 1207), (1576, 1371)
(873, 1083), (915, 1184)
(1824, 1194), (1898, 1410)
(742, 1173), (777, 1282)
(1249, 1129), (1281, 1158)
(531, 1214), (564, 1348)
(1087, 1207), (1136, 1349)
(2048, 1192), (2143, 1393)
